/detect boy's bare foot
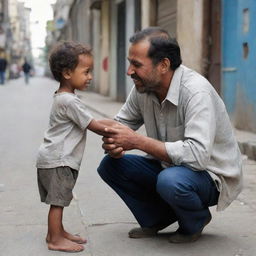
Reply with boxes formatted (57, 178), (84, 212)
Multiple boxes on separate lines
(48, 237), (84, 253)
(64, 231), (87, 244)
(46, 232), (87, 244)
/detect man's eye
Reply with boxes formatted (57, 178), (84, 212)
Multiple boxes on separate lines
(133, 63), (141, 68)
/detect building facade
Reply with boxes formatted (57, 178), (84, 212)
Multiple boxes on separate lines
(47, 0), (256, 132)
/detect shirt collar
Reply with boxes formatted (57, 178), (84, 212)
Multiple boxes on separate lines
(165, 65), (183, 106)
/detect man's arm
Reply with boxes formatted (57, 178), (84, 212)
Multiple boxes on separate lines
(103, 125), (171, 162)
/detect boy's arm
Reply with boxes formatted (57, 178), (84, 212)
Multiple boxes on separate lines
(87, 119), (120, 136)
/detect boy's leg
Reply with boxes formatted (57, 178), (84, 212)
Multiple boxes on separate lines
(38, 167), (86, 250)
(156, 166), (219, 242)
(47, 205), (84, 252)
(97, 154), (177, 229)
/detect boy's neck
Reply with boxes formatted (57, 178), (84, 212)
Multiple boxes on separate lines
(57, 83), (75, 94)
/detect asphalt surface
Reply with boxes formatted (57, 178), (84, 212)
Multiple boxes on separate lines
(0, 76), (255, 256)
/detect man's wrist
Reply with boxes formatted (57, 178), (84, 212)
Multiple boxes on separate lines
(133, 133), (146, 151)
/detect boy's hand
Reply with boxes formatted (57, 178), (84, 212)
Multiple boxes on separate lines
(102, 125), (140, 158)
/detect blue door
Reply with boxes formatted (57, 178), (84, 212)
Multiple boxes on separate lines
(222, 0), (256, 131)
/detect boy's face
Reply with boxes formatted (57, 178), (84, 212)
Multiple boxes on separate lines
(68, 54), (93, 91)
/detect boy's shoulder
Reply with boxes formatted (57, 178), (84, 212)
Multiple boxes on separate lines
(54, 92), (79, 104)
(54, 92), (87, 111)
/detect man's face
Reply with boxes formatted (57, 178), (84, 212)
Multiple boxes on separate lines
(127, 40), (162, 93)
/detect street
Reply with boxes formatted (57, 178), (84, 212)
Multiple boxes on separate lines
(0, 76), (256, 256)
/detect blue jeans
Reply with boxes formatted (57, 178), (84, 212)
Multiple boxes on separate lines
(24, 73), (29, 84)
(0, 71), (5, 84)
(97, 154), (219, 235)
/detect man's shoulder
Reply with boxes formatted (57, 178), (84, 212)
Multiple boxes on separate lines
(179, 65), (213, 96)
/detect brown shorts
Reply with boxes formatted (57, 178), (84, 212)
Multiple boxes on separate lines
(37, 166), (78, 207)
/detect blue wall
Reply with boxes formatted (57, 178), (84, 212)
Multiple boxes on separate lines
(222, 0), (256, 131)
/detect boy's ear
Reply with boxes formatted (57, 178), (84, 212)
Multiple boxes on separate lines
(62, 69), (72, 79)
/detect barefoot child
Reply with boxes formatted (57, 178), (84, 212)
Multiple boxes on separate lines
(36, 41), (115, 253)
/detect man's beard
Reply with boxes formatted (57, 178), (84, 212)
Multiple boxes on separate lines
(131, 73), (161, 94)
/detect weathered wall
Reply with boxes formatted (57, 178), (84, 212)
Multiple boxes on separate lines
(176, 0), (204, 74)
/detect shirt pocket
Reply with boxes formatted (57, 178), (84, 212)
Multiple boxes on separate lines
(166, 125), (184, 142)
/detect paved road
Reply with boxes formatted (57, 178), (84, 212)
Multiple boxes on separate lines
(0, 77), (255, 256)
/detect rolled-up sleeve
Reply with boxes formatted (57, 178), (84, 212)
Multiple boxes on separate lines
(165, 92), (216, 170)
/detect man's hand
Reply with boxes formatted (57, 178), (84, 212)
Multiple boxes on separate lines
(102, 123), (171, 163)
(102, 124), (139, 158)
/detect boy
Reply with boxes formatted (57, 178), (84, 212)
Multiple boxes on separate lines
(36, 41), (116, 253)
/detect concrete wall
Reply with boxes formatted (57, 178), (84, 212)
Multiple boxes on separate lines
(109, 1), (118, 99)
(176, 0), (204, 74)
(125, 0), (135, 96)
(99, 0), (109, 95)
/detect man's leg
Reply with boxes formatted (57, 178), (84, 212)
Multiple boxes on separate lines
(0, 71), (4, 84)
(156, 165), (219, 242)
(97, 154), (177, 229)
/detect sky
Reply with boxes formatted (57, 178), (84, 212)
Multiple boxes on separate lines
(19, 0), (56, 58)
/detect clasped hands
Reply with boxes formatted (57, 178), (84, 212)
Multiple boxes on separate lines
(102, 123), (138, 158)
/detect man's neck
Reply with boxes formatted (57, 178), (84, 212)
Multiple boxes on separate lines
(156, 71), (174, 103)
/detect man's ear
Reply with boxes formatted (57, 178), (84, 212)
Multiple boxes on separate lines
(62, 69), (71, 79)
(160, 58), (171, 74)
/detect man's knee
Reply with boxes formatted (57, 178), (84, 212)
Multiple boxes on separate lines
(97, 155), (113, 180)
(156, 167), (189, 204)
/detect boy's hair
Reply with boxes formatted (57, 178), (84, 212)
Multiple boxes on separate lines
(49, 41), (92, 82)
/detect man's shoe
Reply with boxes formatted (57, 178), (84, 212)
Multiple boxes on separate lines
(128, 223), (169, 238)
(168, 215), (212, 243)
(168, 230), (202, 243)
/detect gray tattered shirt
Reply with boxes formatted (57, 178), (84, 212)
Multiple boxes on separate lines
(36, 92), (93, 171)
(115, 65), (243, 211)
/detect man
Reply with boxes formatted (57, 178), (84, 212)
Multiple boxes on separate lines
(97, 27), (243, 243)
(22, 59), (31, 84)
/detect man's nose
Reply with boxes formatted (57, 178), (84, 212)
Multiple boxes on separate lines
(127, 65), (134, 76)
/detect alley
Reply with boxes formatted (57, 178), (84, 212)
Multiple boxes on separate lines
(0, 76), (256, 256)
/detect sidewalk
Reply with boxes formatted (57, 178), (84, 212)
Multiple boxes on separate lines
(80, 90), (256, 161)
(1, 77), (255, 256)
(76, 90), (256, 256)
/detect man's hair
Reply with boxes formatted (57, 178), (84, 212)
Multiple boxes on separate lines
(129, 27), (182, 70)
(49, 41), (92, 82)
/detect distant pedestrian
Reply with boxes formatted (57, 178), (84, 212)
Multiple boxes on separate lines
(0, 55), (8, 85)
(10, 63), (19, 79)
(36, 41), (116, 253)
(22, 60), (31, 84)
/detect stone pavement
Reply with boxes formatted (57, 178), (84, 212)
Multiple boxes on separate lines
(77, 90), (256, 256)
(0, 77), (255, 256)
